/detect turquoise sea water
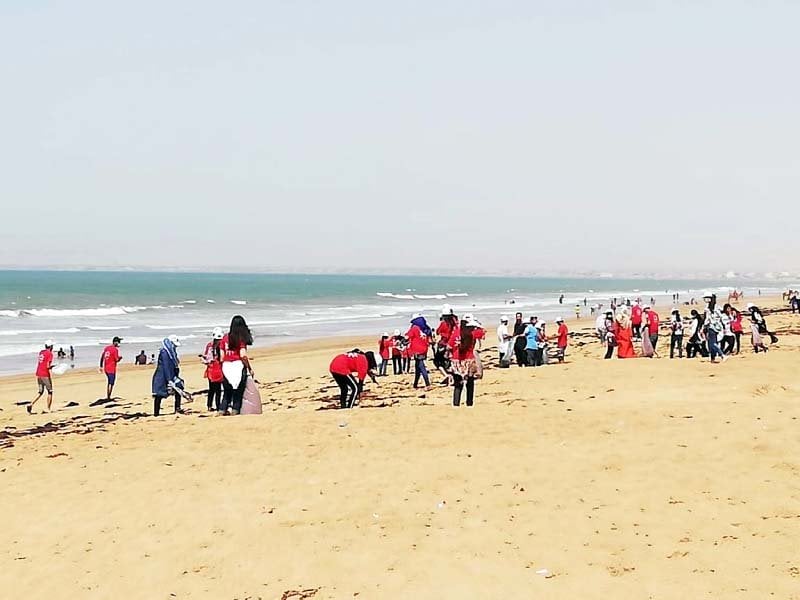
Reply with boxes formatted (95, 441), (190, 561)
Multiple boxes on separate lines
(0, 270), (782, 375)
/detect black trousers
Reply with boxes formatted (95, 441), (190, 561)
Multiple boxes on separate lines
(207, 380), (222, 410)
(514, 338), (528, 366)
(332, 372), (359, 409)
(392, 355), (402, 375)
(153, 393), (181, 416)
(721, 335), (736, 355)
(604, 343), (614, 359)
(452, 374), (475, 406)
(632, 323), (641, 339)
(221, 367), (247, 413)
(670, 334), (683, 358)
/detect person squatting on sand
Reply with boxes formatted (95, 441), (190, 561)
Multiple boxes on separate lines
(220, 315), (254, 416)
(202, 327), (225, 411)
(448, 314), (484, 407)
(28, 340), (54, 414)
(329, 350), (378, 409)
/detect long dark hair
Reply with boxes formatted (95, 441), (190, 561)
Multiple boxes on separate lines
(211, 338), (221, 361)
(229, 315), (253, 349)
(458, 320), (475, 355)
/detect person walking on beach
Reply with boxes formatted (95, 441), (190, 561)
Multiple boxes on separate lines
(686, 310), (707, 358)
(720, 305), (736, 356)
(28, 340), (54, 414)
(406, 314), (432, 389)
(152, 335), (183, 416)
(378, 333), (391, 376)
(703, 294), (727, 363)
(749, 308), (769, 353)
(726, 304), (743, 354)
(434, 307), (458, 383)
(614, 309), (636, 358)
(496, 316), (511, 363)
(99, 336), (123, 400)
(747, 303), (778, 345)
(555, 317), (568, 362)
(631, 302), (643, 340)
(669, 310), (684, 358)
(202, 327), (225, 411)
(329, 350), (378, 409)
(449, 316), (483, 407)
(603, 312), (616, 359)
(220, 315), (254, 416)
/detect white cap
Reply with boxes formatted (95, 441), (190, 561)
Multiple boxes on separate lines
(44, 339), (54, 348)
(382, 331), (389, 337)
(556, 316), (564, 322)
(393, 329), (401, 336)
(168, 334), (181, 347)
(500, 315), (508, 322)
(411, 312), (422, 320)
(643, 305), (651, 311)
(746, 302), (754, 309)
(536, 321), (546, 328)
(465, 316), (481, 328)
(463, 313), (474, 321)
(702, 290), (713, 298)
(440, 303), (453, 316)
(212, 327), (224, 340)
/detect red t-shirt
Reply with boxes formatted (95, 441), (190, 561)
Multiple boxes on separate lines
(449, 326), (484, 360)
(36, 349), (53, 377)
(329, 353), (368, 380)
(645, 311), (660, 333)
(436, 321), (453, 344)
(557, 323), (568, 348)
(631, 305), (643, 325)
(102, 345), (120, 374)
(204, 341), (224, 382)
(406, 324), (429, 355)
(221, 334), (247, 362)
(378, 338), (391, 360)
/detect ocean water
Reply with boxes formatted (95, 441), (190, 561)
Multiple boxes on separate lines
(0, 270), (783, 376)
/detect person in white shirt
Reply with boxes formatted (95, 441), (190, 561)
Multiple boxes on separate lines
(496, 316), (511, 362)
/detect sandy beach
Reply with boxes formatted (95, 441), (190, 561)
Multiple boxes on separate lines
(2, 299), (799, 599)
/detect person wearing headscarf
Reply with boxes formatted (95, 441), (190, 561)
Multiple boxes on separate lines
(669, 309), (684, 359)
(726, 304), (744, 355)
(685, 309), (707, 358)
(512, 312), (528, 367)
(406, 314), (432, 389)
(152, 335), (183, 416)
(748, 307), (769, 353)
(614, 309), (636, 358)
(747, 303), (778, 345)
(448, 316), (484, 407)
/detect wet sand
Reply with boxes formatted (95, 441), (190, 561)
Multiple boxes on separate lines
(2, 299), (799, 598)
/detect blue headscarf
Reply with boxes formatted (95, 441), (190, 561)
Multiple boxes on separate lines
(161, 337), (180, 366)
(411, 315), (432, 337)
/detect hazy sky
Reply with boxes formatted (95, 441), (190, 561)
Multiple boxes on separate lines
(2, 1), (799, 273)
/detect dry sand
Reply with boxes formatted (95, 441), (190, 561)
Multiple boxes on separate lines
(2, 300), (799, 599)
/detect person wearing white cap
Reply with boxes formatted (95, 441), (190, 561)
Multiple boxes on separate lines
(631, 301), (643, 340)
(202, 327), (225, 411)
(391, 329), (406, 375)
(28, 340), (55, 414)
(643, 305), (661, 357)
(496, 316), (511, 363)
(449, 316), (485, 406)
(434, 309), (459, 384)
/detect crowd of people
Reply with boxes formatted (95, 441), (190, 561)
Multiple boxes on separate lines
(593, 293), (780, 362)
(26, 291), (791, 415)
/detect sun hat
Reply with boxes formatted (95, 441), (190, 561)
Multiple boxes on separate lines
(168, 334), (181, 347)
(212, 327), (224, 339)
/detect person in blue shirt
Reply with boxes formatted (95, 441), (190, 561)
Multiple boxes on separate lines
(524, 317), (539, 367)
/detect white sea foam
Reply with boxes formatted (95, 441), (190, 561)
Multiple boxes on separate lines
(446, 293), (469, 297)
(0, 327), (81, 337)
(414, 294), (447, 300)
(22, 306), (149, 318)
(84, 325), (133, 331)
(230, 300), (247, 305)
(0, 310), (21, 318)
(182, 300), (197, 304)
(206, 299), (216, 303)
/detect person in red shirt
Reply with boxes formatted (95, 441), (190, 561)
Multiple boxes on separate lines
(406, 314), (432, 389)
(643, 306), (661, 356)
(448, 316), (484, 407)
(329, 350), (378, 409)
(377, 333), (391, 376)
(99, 336), (123, 400)
(202, 327), (225, 411)
(556, 317), (568, 362)
(28, 340), (55, 414)
(434, 307), (458, 385)
(631, 302), (643, 340)
(391, 329), (406, 375)
(220, 315), (254, 415)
